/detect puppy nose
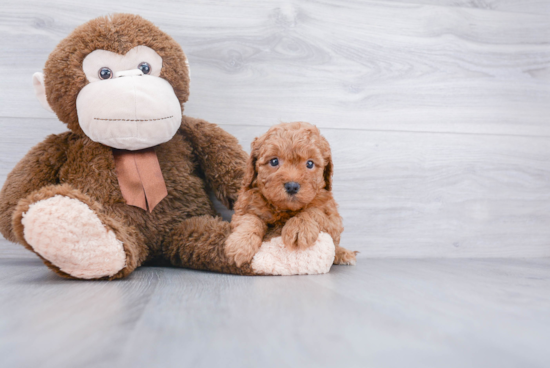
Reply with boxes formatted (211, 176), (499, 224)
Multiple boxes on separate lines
(284, 182), (300, 195)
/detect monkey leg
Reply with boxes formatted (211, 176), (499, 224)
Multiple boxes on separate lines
(162, 215), (259, 275)
(12, 184), (146, 280)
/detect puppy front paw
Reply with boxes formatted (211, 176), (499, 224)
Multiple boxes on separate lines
(282, 217), (320, 250)
(334, 247), (358, 266)
(224, 231), (262, 267)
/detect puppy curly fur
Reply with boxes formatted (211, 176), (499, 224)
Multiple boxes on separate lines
(225, 122), (357, 267)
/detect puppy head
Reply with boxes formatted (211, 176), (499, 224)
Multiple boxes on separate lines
(243, 122), (333, 211)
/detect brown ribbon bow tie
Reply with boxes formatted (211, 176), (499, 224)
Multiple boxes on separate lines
(112, 148), (168, 212)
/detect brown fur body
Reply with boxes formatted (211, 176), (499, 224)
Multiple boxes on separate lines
(225, 122), (357, 267)
(0, 14), (257, 279)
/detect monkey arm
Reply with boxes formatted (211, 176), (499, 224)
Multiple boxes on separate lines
(0, 133), (69, 242)
(180, 116), (248, 209)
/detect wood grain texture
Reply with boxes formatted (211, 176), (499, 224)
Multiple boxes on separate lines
(1, 241), (549, 368)
(0, 0), (550, 368)
(383, 0), (550, 16)
(2, 3), (550, 367)
(1, 1), (549, 258)
(2, 118), (550, 258)
(0, 0), (549, 135)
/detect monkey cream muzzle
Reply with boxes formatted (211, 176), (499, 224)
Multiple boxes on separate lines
(76, 72), (182, 150)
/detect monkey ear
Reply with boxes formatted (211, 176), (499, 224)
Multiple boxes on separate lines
(32, 72), (54, 113)
(242, 137), (260, 190)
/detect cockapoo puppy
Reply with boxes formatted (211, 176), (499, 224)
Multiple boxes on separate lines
(225, 121), (357, 267)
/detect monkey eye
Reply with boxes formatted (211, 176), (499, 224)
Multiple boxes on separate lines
(306, 160), (315, 169)
(138, 62), (151, 75)
(98, 67), (113, 80)
(269, 158), (279, 167)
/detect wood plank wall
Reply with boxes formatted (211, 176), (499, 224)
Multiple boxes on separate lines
(1, 0), (549, 257)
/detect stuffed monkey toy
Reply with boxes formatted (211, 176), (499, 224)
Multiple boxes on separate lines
(0, 14), (337, 279)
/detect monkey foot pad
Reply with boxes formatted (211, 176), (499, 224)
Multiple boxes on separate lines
(251, 232), (335, 275)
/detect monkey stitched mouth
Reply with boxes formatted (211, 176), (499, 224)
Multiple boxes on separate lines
(93, 116), (174, 122)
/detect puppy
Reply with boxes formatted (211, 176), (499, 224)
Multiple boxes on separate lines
(225, 122), (357, 267)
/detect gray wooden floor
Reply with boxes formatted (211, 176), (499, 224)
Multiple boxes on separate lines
(1, 240), (549, 368)
(2, 1), (550, 367)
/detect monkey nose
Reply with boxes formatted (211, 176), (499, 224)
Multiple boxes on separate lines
(284, 182), (300, 195)
(115, 69), (144, 78)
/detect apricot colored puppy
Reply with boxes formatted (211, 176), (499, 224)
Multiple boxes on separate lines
(225, 122), (357, 267)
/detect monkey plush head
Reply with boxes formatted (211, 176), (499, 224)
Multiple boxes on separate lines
(33, 14), (190, 150)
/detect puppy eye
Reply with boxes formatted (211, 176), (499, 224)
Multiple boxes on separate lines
(98, 67), (113, 80)
(138, 62), (151, 75)
(306, 160), (315, 169)
(269, 158), (279, 167)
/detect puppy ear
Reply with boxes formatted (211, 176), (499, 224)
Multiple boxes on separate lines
(323, 153), (333, 191)
(321, 136), (333, 191)
(242, 137), (260, 190)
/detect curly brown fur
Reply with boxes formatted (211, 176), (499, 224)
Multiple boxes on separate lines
(0, 14), (250, 279)
(225, 122), (357, 267)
